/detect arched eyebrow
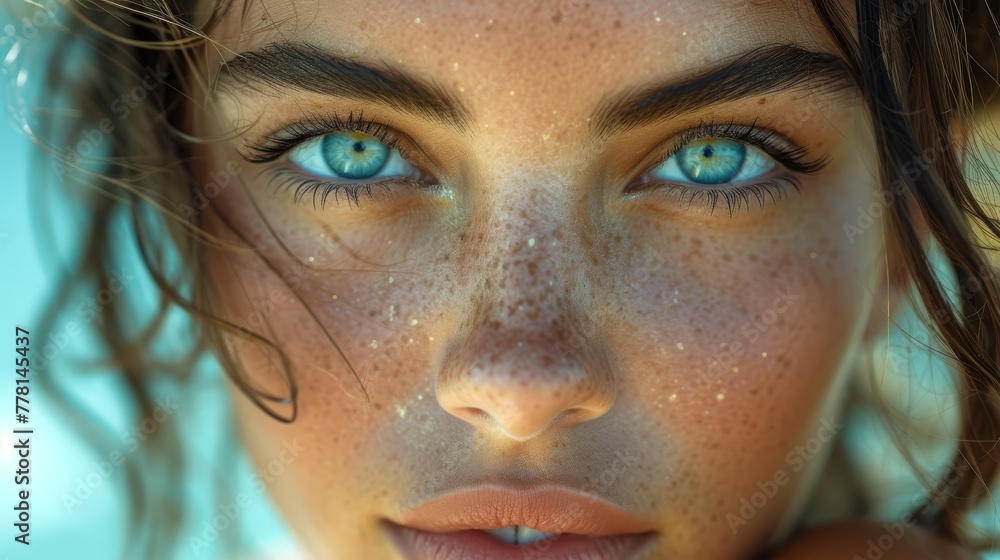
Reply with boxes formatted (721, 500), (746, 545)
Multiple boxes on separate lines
(218, 42), (472, 130)
(219, 42), (852, 139)
(590, 44), (855, 138)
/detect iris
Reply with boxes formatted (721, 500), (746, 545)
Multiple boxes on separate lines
(676, 139), (746, 184)
(320, 132), (389, 179)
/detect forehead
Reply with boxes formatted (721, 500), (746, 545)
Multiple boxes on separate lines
(212, 0), (835, 80)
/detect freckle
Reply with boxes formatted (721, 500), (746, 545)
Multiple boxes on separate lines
(758, 97), (767, 105)
(748, 254), (758, 262)
(723, 254), (732, 262)
(676, 342), (684, 351)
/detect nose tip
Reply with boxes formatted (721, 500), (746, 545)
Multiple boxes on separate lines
(436, 334), (615, 441)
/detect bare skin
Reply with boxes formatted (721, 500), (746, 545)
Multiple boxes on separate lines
(186, 0), (975, 558)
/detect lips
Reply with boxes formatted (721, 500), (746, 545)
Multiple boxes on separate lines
(384, 484), (656, 560)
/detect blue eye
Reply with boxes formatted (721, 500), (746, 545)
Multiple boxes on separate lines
(649, 138), (776, 185)
(289, 132), (419, 181)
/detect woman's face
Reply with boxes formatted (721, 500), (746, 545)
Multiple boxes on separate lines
(195, 0), (884, 558)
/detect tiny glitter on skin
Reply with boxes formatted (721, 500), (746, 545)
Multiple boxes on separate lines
(191, 1), (897, 558)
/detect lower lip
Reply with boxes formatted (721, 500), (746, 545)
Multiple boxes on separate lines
(385, 522), (655, 560)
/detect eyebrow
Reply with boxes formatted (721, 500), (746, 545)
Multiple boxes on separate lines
(219, 42), (472, 130)
(219, 42), (853, 139)
(590, 44), (855, 137)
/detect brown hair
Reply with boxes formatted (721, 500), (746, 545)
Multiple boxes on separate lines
(809, 0), (1000, 544)
(7, 0), (1000, 556)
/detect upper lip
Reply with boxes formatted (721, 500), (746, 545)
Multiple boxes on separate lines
(391, 484), (655, 536)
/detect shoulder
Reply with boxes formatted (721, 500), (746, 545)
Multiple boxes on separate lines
(765, 519), (981, 560)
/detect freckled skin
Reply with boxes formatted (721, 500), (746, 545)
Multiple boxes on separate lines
(193, 1), (891, 558)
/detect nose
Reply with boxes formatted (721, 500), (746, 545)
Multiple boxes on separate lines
(437, 329), (615, 440)
(434, 173), (618, 441)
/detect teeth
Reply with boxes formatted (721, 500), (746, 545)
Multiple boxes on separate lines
(484, 526), (560, 545)
(484, 526), (517, 544)
(517, 527), (560, 545)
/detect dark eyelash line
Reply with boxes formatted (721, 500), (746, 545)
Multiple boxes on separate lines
(264, 168), (422, 210)
(239, 111), (406, 164)
(652, 177), (803, 217)
(662, 118), (829, 174)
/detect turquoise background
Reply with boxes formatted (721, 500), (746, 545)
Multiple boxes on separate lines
(0, 4), (299, 559)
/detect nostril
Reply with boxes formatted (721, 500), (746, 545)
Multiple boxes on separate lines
(455, 407), (493, 428)
(553, 407), (589, 426)
(561, 408), (585, 422)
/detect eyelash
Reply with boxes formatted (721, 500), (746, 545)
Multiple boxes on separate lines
(239, 114), (828, 214)
(240, 112), (423, 209)
(629, 120), (829, 216)
(241, 111), (405, 163)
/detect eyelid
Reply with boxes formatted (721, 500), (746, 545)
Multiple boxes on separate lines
(236, 112), (411, 165)
(653, 120), (829, 176)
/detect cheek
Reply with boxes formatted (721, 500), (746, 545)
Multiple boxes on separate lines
(602, 171), (880, 544)
(200, 196), (465, 535)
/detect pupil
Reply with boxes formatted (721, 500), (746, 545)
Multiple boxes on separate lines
(353, 141), (366, 153)
(701, 145), (714, 158)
